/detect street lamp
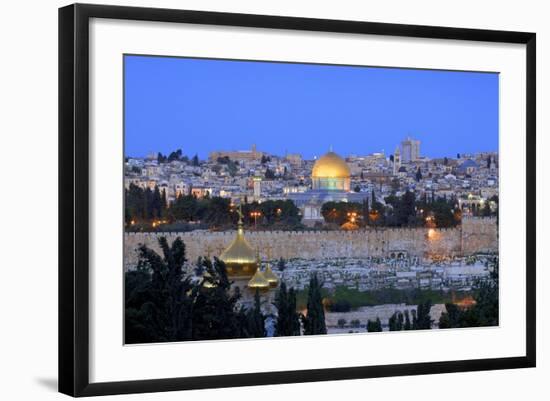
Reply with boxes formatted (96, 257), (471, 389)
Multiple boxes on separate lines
(250, 211), (261, 229)
(347, 211), (358, 224)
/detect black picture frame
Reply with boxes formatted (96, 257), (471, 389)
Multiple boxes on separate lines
(59, 3), (536, 397)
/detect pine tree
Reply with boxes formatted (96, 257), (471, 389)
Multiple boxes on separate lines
(125, 237), (194, 343)
(191, 257), (245, 340)
(192, 154), (200, 166)
(302, 274), (326, 335)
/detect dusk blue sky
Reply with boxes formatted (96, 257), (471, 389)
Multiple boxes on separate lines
(124, 55), (498, 160)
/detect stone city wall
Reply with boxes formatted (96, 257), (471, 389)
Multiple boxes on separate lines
(124, 217), (497, 269)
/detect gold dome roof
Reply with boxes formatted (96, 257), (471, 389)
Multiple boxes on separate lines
(248, 269), (270, 290)
(312, 151), (351, 179)
(219, 222), (257, 266)
(262, 264), (279, 287)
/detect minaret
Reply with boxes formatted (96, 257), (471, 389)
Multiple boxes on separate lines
(393, 147), (401, 176)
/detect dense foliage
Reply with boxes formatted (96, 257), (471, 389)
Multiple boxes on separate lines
(126, 238), (342, 343)
(125, 187), (302, 231)
(321, 190), (461, 228)
(125, 237), (268, 343)
(125, 184), (167, 223)
(439, 257), (499, 329)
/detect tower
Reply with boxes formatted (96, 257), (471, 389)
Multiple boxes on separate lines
(401, 137), (421, 162)
(393, 147), (401, 176)
(253, 176), (262, 199)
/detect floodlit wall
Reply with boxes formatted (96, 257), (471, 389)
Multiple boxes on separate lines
(124, 217), (497, 269)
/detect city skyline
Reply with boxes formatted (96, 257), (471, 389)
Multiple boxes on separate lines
(124, 55), (499, 160)
(136, 143), (497, 162)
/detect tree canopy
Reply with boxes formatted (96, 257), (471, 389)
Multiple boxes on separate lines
(125, 237), (268, 343)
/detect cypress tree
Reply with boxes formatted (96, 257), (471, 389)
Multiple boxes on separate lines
(412, 300), (433, 330)
(274, 282), (301, 336)
(397, 311), (404, 330)
(274, 282), (289, 336)
(416, 167), (422, 182)
(388, 313), (396, 331)
(362, 198), (369, 226)
(192, 154), (200, 166)
(389, 311), (404, 331)
(404, 309), (411, 330)
(247, 289), (266, 338)
(288, 287), (301, 335)
(161, 188), (168, 215)
(302, 274), (326, 335)
(367, 318), (383, 332)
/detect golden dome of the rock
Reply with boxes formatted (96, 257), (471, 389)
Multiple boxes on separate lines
(219, 220), (258, 278)
(312, 151), (351, 179)
(311, 151), (351, 192)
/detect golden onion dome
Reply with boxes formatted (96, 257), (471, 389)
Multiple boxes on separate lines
(219, 222), (257, 266)
(312, 151), (351, 179)
(248, 269), (270, 290)
(262, 264), (279, 288)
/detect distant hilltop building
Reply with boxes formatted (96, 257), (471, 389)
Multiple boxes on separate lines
(401, 136), (421, 162)
(285, 153), (303, 167)
(209, 144), (264, 162)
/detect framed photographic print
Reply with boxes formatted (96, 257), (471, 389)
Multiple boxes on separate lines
(58, 3), (536, 397)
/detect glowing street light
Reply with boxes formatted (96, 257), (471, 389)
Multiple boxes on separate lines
(347, 211), (358, 223)
(250, 211), (261, 229)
